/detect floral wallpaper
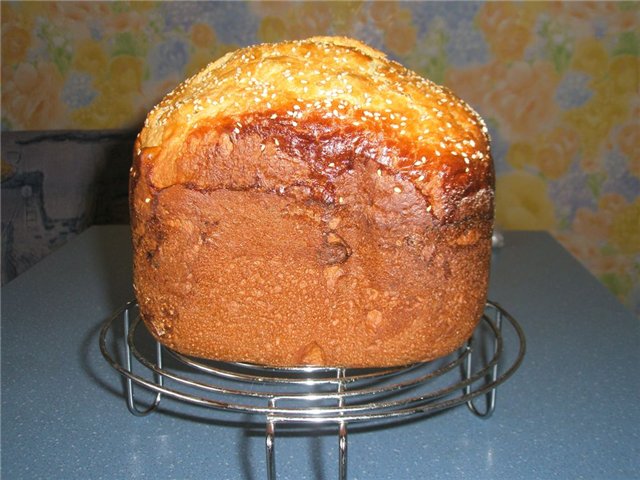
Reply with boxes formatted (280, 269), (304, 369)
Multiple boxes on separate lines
(1, 1), (639, 316)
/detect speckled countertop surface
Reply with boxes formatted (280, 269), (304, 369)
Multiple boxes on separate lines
(2, 226), (639, 479)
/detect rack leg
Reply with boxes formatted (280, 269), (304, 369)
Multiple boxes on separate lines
(266, 399), (277, 480)
(465, 307), (503, 418)
(337, 368), (348, 480)
(264, 370), (350, 480)
(338, 421), (348, 480)
(123, 306), (163, 416)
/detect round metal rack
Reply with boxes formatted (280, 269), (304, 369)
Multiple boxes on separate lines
(100, 300), (525, 480)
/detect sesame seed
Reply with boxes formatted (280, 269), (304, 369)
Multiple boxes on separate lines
(144, 197), (151, 204)
(426, 205), (432, 212)
(339, 197), (344, 204)
(270, 113), (278, 119)
(260, 144), (266, 152)
(377, 169), (382, 176)
(393, 186), (402, 193)
(274, 138), (280, 146)
(418, 175), (425, 181)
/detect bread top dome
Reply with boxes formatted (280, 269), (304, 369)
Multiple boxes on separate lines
(135, 36), (493, 223)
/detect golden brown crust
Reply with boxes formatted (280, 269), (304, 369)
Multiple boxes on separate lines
(131, 36), (494, 367)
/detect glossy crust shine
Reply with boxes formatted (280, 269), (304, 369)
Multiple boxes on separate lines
(131, 36), (495, 367)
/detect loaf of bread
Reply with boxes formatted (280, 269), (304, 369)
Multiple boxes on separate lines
(130, 36), (494, 368)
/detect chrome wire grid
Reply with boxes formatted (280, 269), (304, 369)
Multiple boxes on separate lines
(100, 300), (525, 480)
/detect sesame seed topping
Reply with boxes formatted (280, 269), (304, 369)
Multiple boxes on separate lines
(144, 197), (151, 203)
(274, 138), (280, 146)
(426, 205), (432, 212)
(393, 186), (402, 193)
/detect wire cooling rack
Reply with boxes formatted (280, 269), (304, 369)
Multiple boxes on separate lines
(100, 300), (525, 480)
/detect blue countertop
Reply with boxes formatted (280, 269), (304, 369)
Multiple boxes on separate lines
(2, 226), (639, 479)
